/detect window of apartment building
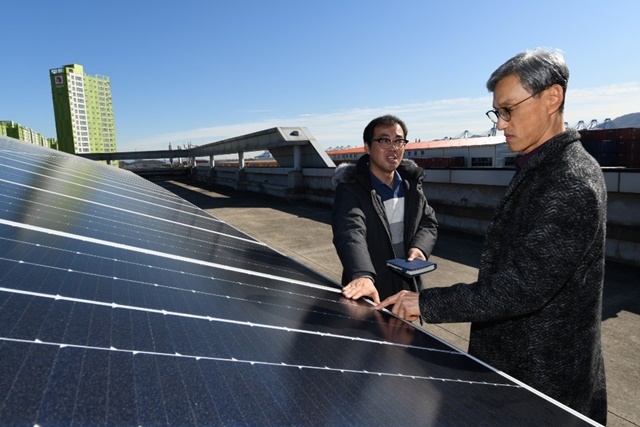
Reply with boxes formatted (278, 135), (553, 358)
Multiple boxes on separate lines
(471, 157), (493, 167)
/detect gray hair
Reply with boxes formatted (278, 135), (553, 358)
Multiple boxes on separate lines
(486, 48), (569, 112)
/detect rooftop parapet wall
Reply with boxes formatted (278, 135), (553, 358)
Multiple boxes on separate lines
(190, 165), (640, 267)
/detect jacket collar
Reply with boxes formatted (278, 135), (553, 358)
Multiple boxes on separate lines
(518, 129), (580, 173)
(331, 154), (423, 189)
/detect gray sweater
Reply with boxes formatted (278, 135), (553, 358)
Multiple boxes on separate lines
(420, 130), (607, 424)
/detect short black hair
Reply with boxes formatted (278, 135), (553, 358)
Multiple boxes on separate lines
(362, 114), (408, 146)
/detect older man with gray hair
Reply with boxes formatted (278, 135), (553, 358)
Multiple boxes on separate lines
(378, 48), (608, 424)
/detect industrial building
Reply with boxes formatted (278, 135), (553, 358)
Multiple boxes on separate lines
(327, 128), (640, 169)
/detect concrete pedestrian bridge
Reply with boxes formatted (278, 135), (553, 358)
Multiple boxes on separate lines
(79, 126), (335, 169)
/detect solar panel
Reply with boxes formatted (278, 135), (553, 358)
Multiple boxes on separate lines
(0, 136), (598, 425)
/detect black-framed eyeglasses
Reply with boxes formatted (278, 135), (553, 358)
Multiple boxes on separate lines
(485, 92), (537, 124)
(371, 137), (408, 149)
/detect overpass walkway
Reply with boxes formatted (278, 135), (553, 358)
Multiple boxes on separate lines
(160, 179), (640, 427)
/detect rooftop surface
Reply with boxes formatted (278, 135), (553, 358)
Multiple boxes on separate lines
(161, 179), (640, 427)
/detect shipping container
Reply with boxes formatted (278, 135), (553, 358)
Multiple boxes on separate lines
(618, 140), (640, 168)
(580, 129), (608, 142)
(596, 140), (619, 166)
(618, 128), (640, 141)
(582, 139), (619, 164)
(603, 129), (620, 141)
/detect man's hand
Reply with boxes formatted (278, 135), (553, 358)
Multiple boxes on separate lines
(342, 277), (380, 304)
(406, 247), (426, 262)
(376, 290), (421, 322)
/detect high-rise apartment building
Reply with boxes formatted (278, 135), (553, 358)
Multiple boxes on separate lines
(0, 120), (55, 148)
(49, 64), (117, 155)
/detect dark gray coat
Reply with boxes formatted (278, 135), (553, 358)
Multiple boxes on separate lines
(331, 155), (438, 300)
(420, 130), (607, 424)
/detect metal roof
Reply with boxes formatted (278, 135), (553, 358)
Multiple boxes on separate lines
(328, 136), (506, 155)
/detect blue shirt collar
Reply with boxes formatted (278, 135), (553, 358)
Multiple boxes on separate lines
(370, 170), (404, 201)
(370, 170), (402, 189)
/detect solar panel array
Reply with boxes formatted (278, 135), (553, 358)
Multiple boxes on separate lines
(0, 136), (597, 425)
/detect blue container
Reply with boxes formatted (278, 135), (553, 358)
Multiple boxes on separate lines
(597, 140), (619, 166)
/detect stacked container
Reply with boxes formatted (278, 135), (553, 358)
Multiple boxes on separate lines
(579, 128), (640, 168)
(617, 128), (640, 168)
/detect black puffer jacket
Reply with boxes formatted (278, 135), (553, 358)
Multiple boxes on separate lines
(419, 130), (607, 424)
(331, 154), (438, 300)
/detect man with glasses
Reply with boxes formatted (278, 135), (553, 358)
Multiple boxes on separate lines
(331, 114), (438, 304)
(378, 49), (607, 424)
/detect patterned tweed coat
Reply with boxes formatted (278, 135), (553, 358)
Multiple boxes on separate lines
(419, 130), (608, 424)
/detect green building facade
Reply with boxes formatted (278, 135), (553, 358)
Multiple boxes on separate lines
(49, 64), (117, 156)
(0, 120), (53, 148)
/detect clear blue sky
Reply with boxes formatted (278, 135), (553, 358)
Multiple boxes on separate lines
(3, 0), (639, 152)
